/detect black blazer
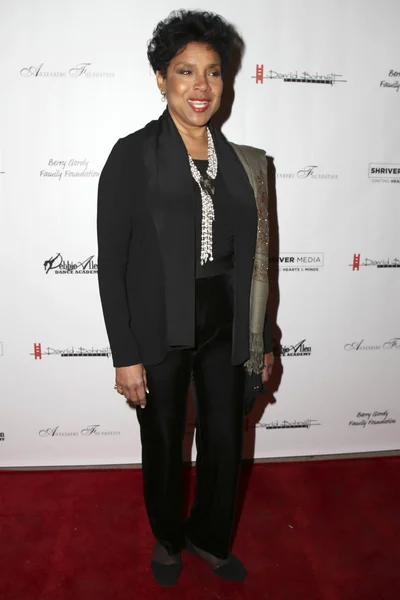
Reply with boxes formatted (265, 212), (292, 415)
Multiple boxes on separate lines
(97, 111), (272, 368)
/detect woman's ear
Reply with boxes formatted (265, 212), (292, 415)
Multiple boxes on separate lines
(155, 70), (166, 95)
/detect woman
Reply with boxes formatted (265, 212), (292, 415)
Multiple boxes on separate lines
(97, 10), (274, 587)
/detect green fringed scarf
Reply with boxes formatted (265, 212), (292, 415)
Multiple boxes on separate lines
(230, 143), (270, 375)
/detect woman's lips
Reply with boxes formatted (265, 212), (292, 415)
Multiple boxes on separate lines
(187, 99), (211, 113)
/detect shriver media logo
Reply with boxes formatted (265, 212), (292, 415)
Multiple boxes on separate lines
(368, 163), (400, 184)
(270, 253), (324, 272)
(252, 65), (346, 86)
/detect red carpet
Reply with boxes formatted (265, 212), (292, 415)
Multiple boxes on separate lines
(1, 458), (400, 599)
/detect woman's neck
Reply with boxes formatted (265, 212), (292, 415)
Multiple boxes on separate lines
(185, 137), (208, 160)
(168, 109), (209, 160)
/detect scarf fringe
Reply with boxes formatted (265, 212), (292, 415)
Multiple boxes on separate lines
(230, 142), (270, 378)
(244, 332), (265, 375)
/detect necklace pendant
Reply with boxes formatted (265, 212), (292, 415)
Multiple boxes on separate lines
(201, 176), (215, 196)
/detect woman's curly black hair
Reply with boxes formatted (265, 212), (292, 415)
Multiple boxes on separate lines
(147, 10), (235, 78)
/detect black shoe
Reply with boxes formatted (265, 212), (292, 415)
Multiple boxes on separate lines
(185, 537), (247, 582)
(151, 557), (182, 587)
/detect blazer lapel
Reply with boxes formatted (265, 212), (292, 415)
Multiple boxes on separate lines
(142, 109), (196, 347)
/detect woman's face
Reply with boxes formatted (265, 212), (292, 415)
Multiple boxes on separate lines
(157, 41), (223, 130)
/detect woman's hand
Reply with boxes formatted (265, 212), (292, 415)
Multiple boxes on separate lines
(115, 364), (148, 408)
(262, 352), (274, 384)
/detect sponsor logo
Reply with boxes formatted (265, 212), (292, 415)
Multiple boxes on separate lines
(38, 425), (120, 437)
(349, 411), (396, 427)
(0, 432), (4, 442)
(246, 418), (320, 431)
(31, 343), (111, 359)
(277, 165), (338, 180)
(273, 339), (312, 357)
(345, 338), (400, 351)
(20, 62), (114, 78)
(40, 158), (99, 180)
(0, 342), (3, 356)
(350, 254), (400, 270)
(379, 69), (400, 92)
(368, 163), (400, 184)
(44, 253), (98, 274)
(270, 253), (324, 272)
(252, 65), (346, 85)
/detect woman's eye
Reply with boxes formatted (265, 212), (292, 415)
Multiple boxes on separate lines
(179, 70), (192, 75)
(210, 70), (221, 77)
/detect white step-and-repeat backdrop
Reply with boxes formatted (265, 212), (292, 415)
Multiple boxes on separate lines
(1, 0), (399, 467)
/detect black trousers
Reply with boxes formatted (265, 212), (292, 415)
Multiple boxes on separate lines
(136, 270), (246, 559)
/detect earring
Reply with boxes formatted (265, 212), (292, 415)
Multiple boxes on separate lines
(161, 91), (166, 102)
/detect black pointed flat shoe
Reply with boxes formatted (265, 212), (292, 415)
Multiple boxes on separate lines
(151, 557), (182, 587)
(185, 537), (247, 582)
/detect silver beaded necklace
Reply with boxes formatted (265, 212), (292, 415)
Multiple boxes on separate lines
(188, 127), (218, 265)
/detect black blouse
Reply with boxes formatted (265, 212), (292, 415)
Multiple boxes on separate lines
(193, 159), (234, 279)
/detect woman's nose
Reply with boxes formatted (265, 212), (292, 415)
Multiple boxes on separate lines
(194, 75), (211, 91)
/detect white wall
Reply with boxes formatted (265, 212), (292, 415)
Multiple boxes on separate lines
(0, 0), (399, 466)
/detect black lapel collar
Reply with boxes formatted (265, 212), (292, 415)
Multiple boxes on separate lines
(156, 108), (194, 196)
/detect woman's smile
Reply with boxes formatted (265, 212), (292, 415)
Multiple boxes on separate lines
(187, 98), (211, 112)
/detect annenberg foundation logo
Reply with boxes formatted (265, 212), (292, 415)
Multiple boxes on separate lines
(349, 410), (396, 428)
(38, 425), (120, 437)
(277, 165), (338, 180)
(0, 342), (3, 356)
(20, 62), (114, 78)
(246, 417), (320, 431)
(270, 253), (324, 272)
(273, 339), (312, 357)
(0, 432), (4, 442)
(31, 343), (111, 360)
(44, 253), (98, 274)
(252, 65), (346, 85)
(368, 163), (400, 184)
(350, 253), (400, 270)
(344, 338), (400, 351)
(379, 69), (399, 92)
(40, 158), (99, 180)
